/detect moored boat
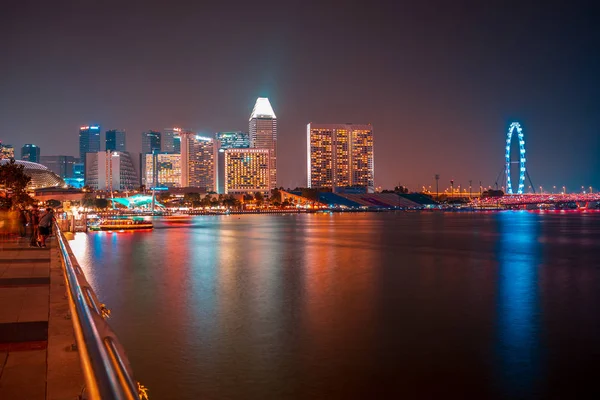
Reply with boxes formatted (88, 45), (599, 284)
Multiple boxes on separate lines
(91, 216), (153, 231)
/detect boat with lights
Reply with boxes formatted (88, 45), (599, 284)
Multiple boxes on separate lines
(90, 216), (153, 231)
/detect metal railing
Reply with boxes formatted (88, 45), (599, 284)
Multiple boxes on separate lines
(55, 223), (147, 400)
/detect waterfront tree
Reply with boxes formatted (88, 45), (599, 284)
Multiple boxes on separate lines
(0, 159), (32, 209)
(254, 192), (264, 206)
(94, 198), (110, 210)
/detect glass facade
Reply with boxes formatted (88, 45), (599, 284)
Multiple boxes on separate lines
(40, 155), (76, 178)
(0, 159), (66, 189)
(106, 129), (126, 152)
(79, 125), (101, 160)
(21, 144), (40, 163)
(141, 131), (161, 154)
(216, 131), (250, 149)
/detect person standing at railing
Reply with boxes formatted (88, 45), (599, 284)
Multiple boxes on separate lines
(29, 204), (40, 247)
(38, 208), (55, 248)
(18, 206), (28, 237)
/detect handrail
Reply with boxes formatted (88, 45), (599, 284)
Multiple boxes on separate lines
(55, 222), (142, 400)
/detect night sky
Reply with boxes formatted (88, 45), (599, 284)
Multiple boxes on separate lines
(1, 1), (599, 191)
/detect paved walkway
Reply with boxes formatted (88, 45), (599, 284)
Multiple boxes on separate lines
(0, 234), (83, 400)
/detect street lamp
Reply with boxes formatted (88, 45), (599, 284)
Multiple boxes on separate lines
(553, 186), (556, 194)
(562, 186), (566, 195)
(590, 186), (593, 194)
(539, 186), (543, 194)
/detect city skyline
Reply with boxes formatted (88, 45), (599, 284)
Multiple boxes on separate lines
(1, 2), (599, 190)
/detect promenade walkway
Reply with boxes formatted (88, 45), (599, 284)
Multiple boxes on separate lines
(0, 235), (83, 400)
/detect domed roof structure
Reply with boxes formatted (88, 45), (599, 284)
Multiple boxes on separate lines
(0, 159), (67, 190)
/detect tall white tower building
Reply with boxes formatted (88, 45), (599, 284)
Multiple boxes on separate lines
(249, 97), (277, 190)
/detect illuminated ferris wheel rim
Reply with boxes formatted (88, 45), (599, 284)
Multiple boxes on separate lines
(505, 122), (526, 195)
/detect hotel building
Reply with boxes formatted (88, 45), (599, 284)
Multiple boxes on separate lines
(307, 123), (374, 192)
(215, 132), (250, 194)
(145, 153), (182, 189)
(224, 148), (270, 195)
(249, 98), (277, 189)
(86, 151), (138, 191)
(180, 133), (217, 191)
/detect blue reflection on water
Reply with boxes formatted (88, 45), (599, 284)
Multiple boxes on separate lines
(495, 211), (542, 398)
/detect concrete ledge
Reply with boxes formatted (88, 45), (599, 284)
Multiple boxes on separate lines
(0, 321), (48, 343)
(0, 277), (50, 287)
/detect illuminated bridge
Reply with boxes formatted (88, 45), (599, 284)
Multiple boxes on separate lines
(472, 193), (600, 208)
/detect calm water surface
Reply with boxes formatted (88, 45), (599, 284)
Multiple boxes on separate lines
(69, 212), (600, 399)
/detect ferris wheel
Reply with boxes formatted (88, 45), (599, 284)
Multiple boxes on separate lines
(495, 122), (535, 194)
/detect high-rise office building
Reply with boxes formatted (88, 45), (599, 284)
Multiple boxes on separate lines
(106, 130), (126, 152)
(21, 144), (40, 163)
(180, 133), (217, 191)
(79, 125), (101, 183)
(140, 131), (162, 186)
(162, 128), (180, 153)
(141, 131), (161, 154)
(249, 98), (277, 189)
(145, 153), (181, 188)
(215, 132), (250, 193)
(79, 125), (101, 160)
(224, 148), (270, 195)
(40, 155), (76, 178)
(307, 123), (374, 192)
(216, 131), (250, 149)
(86, 151), (138, 191)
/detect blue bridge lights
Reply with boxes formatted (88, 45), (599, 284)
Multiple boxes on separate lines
(505, 122), (527, 195)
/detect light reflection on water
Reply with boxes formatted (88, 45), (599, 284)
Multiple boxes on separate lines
(495, 211), (541, 397)
(68, 212), (600, 399)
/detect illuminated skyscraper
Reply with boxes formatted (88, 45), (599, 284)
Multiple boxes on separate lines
(216, 131), (250, 149)
(224, 148), (270, 195)
(249, 98), (277, 189)
(79, 125), (101, 183)
(21, 144), (40, 163)
(86, 151), (138, 191)
(106, 130), (126, 152)
(145, 153), (181, 188)
(307, 123), (374, 192)
(215, 132), (250, 193)
(79, 125), (101, 160)
(180, 133), (217, 191)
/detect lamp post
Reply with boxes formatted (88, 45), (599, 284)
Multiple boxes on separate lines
(562, 186), (566, 195)
(435, 174), (440, 199)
